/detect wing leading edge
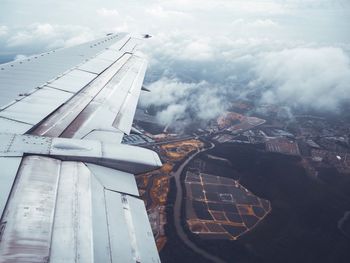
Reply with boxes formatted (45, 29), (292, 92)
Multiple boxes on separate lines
(0, 33), (162, 262)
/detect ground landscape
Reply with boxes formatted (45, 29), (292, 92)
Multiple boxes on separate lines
(123, 99), (350, 263)
(1, 1), (350, 262)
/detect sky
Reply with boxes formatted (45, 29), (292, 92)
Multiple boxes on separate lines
(1, 0), (350, 126)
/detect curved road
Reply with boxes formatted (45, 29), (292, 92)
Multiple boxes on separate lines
(171, 142), (226, 263)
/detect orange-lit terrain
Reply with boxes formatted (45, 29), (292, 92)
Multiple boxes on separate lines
(217, 112), (245, 129)
(216, 111), (265, 133)
(160, 139), (205, 162)
(266, 137), (300, 155)
(136, 138), (205, 250)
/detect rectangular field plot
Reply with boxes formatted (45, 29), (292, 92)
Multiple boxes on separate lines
(185, 167), (271, 240)
(210, 211), (227, 221)
(190, 184), (206, 201)
(207, 202), (223, 211)
(185, 171), (201, 183)
(201, 174), (219, 184)
(225, 212), (243, 223)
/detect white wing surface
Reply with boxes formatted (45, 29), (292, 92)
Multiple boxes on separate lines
(0, 33), (161, 263)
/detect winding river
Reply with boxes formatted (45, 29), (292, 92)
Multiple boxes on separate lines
(170, 141), (226, 263)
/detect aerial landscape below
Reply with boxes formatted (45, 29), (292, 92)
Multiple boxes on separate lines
(123, 98), (350, 262)
(1, 0), (350, 262)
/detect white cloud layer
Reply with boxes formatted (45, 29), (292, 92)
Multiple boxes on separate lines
(0, 0), (349, 125)
(140, 78), (228, 126)
(0, 25), (8, 37)
(254, 47), (350, 111)
(96, 8), (119, 17)
(1, 23), (94, 55)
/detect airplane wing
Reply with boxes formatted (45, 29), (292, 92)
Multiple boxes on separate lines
(0, 33), (162, 263)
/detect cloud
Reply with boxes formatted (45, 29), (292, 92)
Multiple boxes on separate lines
(145, 6), (190, 19)
(14, 54), (28, 61)
(3, 23), (95, 54)
(0, 25), (8, 37)
(140, 29), (350, 129)
(157, 104), (187, 124)
(252, 47), (350, 111)
(246, 19), (279, 28)
(159, 0), (288, 14)
(96, 8), (119, 17)
(181, 39), (214, 61)
(141, 78), (195, 107)
(231, 18), (279, 29)
(140, 77), (231, 127)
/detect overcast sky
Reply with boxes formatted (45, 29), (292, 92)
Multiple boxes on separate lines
(1, 0), (350, 125)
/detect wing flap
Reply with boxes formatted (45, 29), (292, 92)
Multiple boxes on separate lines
(105, 191), (160, 263)
(105, 190), (136, 263)
(0, 155), (160, 263)
(0, 157), (22, 217)
(0, 156), (61, 263)
(59, 54), (146, 141)
(90, 174), (112, 263)
(50, 161), (94, 263)
(127, 195), (161, 263)
(113, 56), (147, 134)
(86, 163), (139, 195)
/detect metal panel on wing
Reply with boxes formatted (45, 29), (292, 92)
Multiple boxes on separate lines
(105, 190), (136, 263)
(86, 163), (139, 196)
(50, 161), (93, 263)
(78, 58), (115, 74)
(0, 156), (61, 263)
(105, 191), (161, 263)
(83, 130), (125, 144)
(0, 157), (22, 217)
(94, 49), (124, 62)
(68, 55), (146, 140)
(127, 195), (161, 263)
(120, 37), (142, 53)
(113, 56), (147, 134)
(109, 35), (131, 51)
(47, 69), (97, 93)
(0, 87), (72, 125)
(8, 134), (52, 154)
(0, 117), (32, 134)
(90, 175), (112, 263)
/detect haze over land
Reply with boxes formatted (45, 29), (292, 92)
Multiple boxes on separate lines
(1, 0), (350, 125)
